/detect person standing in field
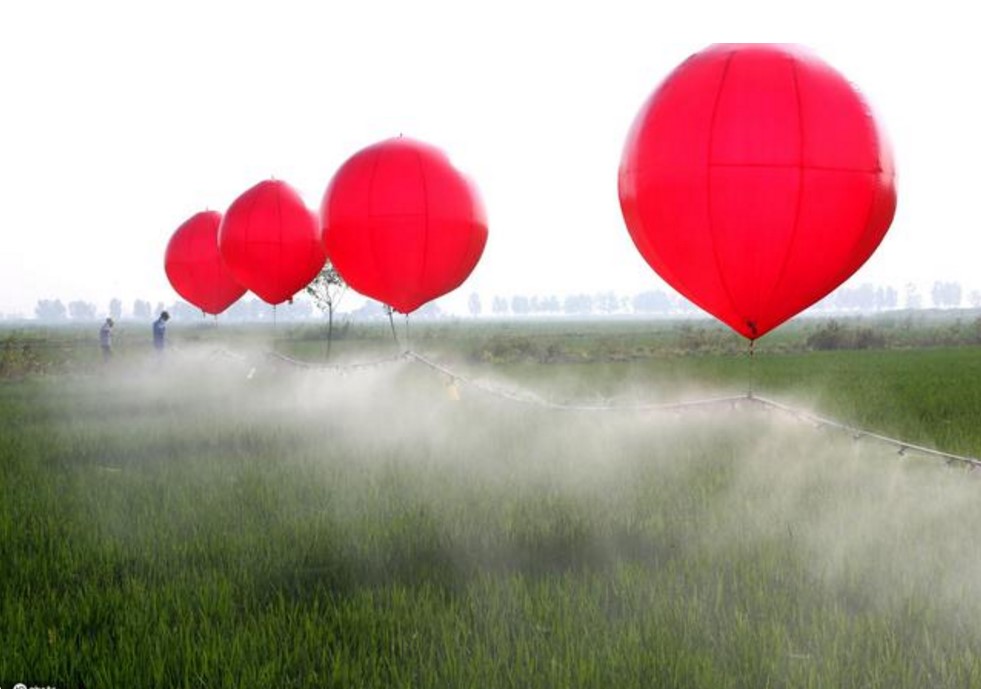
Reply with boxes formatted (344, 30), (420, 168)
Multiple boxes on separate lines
(153, 311), (170, 352)
(99, 317), (114, 362)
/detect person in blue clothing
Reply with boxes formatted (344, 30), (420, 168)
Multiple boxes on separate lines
(153, 311), (170, 352)
(99, 317), (114, 362)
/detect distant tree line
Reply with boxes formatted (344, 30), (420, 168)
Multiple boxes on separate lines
(29, 296), (318, 323)
(468, 281), (971, 318)
(14, 280), (981, 323)
(25, 295), (446, 324)
(477, 291), (690, 318)
(475, 291), (699, 318)
(811, 284), (899, 312)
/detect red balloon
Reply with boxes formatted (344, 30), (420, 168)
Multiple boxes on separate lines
(619, 44), (897, 339)
(321, 137), (488, 314)
(164, 210), (246, 315)
(218, 179), (326, 305)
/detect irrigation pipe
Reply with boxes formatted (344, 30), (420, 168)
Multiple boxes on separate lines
(405, 351), (981, 469)
(747, 394), (981, 469)
(405, 350), (748, 413)
(254, 346), (981, 470)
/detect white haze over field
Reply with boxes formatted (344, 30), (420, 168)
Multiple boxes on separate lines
(67, 346), (981, 645)
(2, 1), (981, 318)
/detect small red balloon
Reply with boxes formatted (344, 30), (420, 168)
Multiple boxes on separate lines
(619, 44), (897, 339)
(165, 210), (246, 315)
(321, 137), (488, 314)
(218, 179), (326, 305)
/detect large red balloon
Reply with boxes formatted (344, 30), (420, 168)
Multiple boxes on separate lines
(619, 44), (897, 339)
(218, 179), (326, 305)
(164, 210), (246, 315)
(321, 137), (488, 314)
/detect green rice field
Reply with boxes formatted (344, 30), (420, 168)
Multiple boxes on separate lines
(3, 318), (981, 687)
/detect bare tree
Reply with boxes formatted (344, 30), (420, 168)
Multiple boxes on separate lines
(931, 281), (962, 308)
(905, 283), (922, 310)
(511, 295), (530, 315)
(304, 263), (347, 358)
(468, 292), (482, 317)
(35, 299), (67, 321)
(68, 300), (97, 321)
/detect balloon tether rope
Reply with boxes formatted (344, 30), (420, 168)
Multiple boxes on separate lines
(748, 338), (756, 399)
(387, 308), (401, 351)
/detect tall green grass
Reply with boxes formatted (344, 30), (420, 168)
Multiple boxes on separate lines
(3, 343), (981, 687)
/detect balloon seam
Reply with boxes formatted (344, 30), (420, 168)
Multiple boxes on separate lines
(275, 183), (285, 304)
(705, 51), (745, 336)
(416, 147), (430, 314)
(240, 185), (263, 300)
(759, 56), (808, 336)
(365, 148), (387, 310)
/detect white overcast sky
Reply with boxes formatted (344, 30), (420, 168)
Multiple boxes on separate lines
(0, 0), (977, 317)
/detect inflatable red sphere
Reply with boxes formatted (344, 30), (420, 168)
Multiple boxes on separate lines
(619, 43), (896, 339)
(164, 210), (245, 315)
(218, 179), (326, 305)
(321, 137), (488, 314)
